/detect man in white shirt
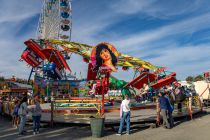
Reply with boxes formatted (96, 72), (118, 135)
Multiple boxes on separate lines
(116, 94), (131, 135)
(44, 96), (48, 103)
(89, 83), (97, 98)
(141, 84), (149, 102)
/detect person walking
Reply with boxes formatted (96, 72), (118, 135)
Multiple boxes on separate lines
(31, 96), (42, 135)
(18, 96), (28, 136)
(44, 96), (48, 103)
(116, 94), (131, 135)
(158, 90), (172, 129)
(165, 90), (174, 128)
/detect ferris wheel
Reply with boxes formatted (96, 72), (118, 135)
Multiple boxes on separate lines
(21, 0), (73, 81)
(37, 0), (72, 41)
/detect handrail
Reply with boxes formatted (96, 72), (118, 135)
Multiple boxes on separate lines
(53, 99), (102, 120)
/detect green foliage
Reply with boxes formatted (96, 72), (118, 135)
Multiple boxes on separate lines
(0, 75), (33, 85)
(186, 76), (194, 83)
(0, 76), (5, 82)
(194, 75), (204, 82)
(185, 75), (205, 82)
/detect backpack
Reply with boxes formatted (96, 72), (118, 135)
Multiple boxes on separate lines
(167, 97), (174, 113)
(18, 103), (27, 116)
(32, 103), (42, 116)
(13, 105), (19, 115)
(35, 103), (42, 115)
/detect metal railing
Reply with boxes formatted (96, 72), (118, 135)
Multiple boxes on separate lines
(53, 99), (102, 120)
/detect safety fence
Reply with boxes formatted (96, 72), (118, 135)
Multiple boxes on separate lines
(53, 99), (102, 120)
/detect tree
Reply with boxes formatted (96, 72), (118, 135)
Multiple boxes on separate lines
(0, 76), (5, 82)
(194, 75), (204, 82)
(186, 76), (194, 83)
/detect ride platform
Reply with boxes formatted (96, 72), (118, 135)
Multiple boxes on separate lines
(27, 101), (202, 125)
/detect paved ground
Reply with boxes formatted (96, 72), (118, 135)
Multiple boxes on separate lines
(0, 109), (210, 140)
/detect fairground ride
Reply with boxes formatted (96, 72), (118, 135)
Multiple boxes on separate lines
(21, 0), (73, 82)
(20, 0), (176, 98)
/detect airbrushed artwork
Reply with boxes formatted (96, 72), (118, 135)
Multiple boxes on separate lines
(90, 42), (119, 72)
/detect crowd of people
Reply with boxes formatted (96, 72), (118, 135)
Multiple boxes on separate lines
(0, 81), (197, 137)
(116, 82), (197, 135)
(0, 94), (42, 136)
(17, 95), (42, 136)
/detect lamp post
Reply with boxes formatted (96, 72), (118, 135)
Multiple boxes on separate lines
(46, 80), (50, 98)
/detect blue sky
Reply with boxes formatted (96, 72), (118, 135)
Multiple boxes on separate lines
(0, 0), (210, 81)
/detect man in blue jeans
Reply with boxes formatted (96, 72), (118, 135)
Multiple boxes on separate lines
(116, 94), (131, 135)
(158, 89), (172, 129)
(31, 96), (42, 135)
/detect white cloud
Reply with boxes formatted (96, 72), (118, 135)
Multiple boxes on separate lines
(110, 0), (208, 18)
(112, 12), (210, 51)
(148, 44), (210, 79)
(0, 0), (42, 79)
(0, 0), (41, 23)
(110, 0), (157, 15)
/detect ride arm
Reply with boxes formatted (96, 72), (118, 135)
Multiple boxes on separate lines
(49, 39), (158, 70)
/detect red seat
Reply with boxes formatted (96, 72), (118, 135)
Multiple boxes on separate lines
(125, 72), (157, 89)
(21, 50), (41, 67)
(24, 39), (46, 60)
(204, 72), (210, 78)
(151, 72), (176, 89)
(41, 48), (71, 72)
(22, 39), (71, 75)
(153, 67), (166, 74)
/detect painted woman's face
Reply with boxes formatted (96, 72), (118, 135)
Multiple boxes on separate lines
(100, 48), (111, 61)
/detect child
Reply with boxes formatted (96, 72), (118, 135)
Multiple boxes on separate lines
(12, 100), (20, 128)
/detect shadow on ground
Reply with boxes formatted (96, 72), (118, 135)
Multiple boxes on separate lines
(0, 109), (209, 140)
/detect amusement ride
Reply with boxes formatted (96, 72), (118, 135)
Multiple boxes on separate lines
(21, 0), (176, 94)
(18, 0), (202, 125)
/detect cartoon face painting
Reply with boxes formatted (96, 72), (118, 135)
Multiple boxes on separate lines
(90, 42), (119, 72)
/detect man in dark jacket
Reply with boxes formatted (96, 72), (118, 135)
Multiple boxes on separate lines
(158, 90), (172, 129)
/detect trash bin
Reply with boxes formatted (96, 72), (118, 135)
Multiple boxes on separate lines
(90, 117), (104, 138)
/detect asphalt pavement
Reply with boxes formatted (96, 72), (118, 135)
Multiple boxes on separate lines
(0, 108), (210, 140)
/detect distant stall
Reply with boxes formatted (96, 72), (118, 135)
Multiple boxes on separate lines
(0, 81), (32, 116)
(33, 76), (88, 98)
